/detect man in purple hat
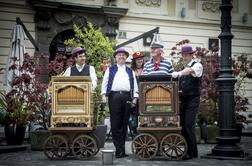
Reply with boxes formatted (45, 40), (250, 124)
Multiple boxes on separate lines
(101, 47), (138, 158)
(172, 45), (203, 160)
(64, 46), (97, 89)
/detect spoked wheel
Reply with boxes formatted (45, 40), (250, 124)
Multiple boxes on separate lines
(89, 133), (100, 155)
(160, 133), (187, 160)
(71, 135), (98, 160)
(131, 133), (158, 160)
(43, 135), (69, 160)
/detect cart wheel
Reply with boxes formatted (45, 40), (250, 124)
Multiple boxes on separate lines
(43, 135), (69, 160)
(89, 133), (100, 155)
(71, 135), (98, 159)
(131, 133), (158, 160)
(160, 133), (187, 160)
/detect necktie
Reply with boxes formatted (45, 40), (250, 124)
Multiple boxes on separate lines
(154, 62), (159, 71)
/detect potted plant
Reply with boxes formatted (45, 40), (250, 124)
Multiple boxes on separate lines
(194, 48), (252, 143)
(1, 52), (51, 147)
(30, 53), (59, 151)
(1, 54), (38, 145)
(233, 53), (252, 138)
(197, 99), (219, 143)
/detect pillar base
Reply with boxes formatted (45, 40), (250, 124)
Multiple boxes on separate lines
(201, 152), (251, 160)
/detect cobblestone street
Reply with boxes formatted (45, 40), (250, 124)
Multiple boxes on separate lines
(0, 137), (251, 166)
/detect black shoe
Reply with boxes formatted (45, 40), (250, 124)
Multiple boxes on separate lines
(116, 151), (129, 158)
(193, 154), (198, 158)
(123, 153), (129, 157)
(116, 153), (124, 158)
(116, 152), (128, 158)
(182, 154), (193, 160)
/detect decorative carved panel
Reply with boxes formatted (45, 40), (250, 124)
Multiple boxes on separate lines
(135, 0), (161, 7)
(201, 0), (221, 13)
(138, 115), (179, 127)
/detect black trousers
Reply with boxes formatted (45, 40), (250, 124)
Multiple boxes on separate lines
(108, 91), (131, 153)
(180, 95), (200, 157)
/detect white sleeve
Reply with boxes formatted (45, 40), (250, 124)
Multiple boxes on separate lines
(63, 67), (71, 76)
(101, 68), (109, 95)
(191, 63), (203, 77)
(89, 66), (97, 90)
(132, 71), (139, 98)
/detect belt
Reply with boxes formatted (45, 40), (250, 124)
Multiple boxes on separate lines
(110, 91), (130, 95)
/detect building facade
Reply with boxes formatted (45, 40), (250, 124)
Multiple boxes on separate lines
(0, 0), (251, 111)
(115, 0), (252, 111)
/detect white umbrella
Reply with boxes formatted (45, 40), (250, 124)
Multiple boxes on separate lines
(4, 23), (28, 88)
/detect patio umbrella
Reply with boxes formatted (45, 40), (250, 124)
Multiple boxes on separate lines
(4, 23), (28, 87)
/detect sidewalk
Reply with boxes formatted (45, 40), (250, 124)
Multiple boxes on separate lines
(0, 136), (251, 166)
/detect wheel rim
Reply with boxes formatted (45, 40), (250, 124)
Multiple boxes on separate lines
(43, 135), (69, 160)
(131, 133), (158, 160)
(89, 133), (100, 155)
(71, 135), (97, 159)
(160, 133), (187, 160)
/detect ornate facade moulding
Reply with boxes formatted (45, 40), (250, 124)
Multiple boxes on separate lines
(136, 0), (161, 7)
(28, 0), (127, 39)
(201, 0), (221, 13)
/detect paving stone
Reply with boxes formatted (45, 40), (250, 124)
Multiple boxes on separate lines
(0, 137), (251, 166)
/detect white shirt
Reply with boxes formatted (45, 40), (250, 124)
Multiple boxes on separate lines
(187, 60), (203, 77)
(101, 64), (139, 98)
(63, 64), (97, 90)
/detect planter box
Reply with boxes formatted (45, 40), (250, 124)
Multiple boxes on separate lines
(205, 125), (219, 144)
(92, 125), (107, 148)
(30, 130), (50, 151)
(195, 126), (201, 144)
(5, 125), (26, 145)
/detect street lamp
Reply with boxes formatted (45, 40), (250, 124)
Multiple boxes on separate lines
(203, 0), (247, 159)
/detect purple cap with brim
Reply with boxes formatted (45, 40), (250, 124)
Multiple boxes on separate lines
(71, 47), (86, 57)
(180, 45), (195, 55)
(113, 48), (129, 57)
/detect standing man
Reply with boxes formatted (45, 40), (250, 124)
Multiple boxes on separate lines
(172, 45), (203, 160)
(143, 34), (174, 75)
(64, 47), (97, 90)
(101, 48), (138, 158)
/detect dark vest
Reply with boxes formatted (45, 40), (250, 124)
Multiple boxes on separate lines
(179, 61), (202, 97)
(106, 64), (134, 99)
(70, 65), (90, 76)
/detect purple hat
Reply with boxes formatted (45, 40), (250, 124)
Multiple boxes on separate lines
(113, 48), (129, 57)
(180, 45), (195, 55)
(71, 47), (86, 57)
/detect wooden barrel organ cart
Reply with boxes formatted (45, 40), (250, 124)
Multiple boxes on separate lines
(131, 75), (187, 160)
(43, 76), (100, 160)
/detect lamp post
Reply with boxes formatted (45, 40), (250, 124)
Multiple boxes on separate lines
(208, 0), (245, 159)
